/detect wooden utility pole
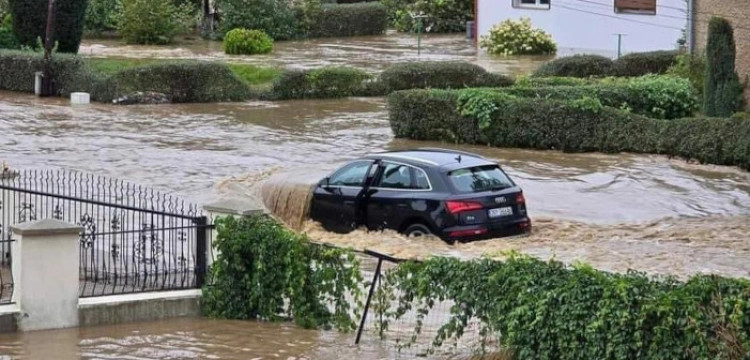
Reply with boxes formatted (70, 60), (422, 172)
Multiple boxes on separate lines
(41, 0), (56, 97)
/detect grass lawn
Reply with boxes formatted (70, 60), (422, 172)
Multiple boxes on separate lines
(86, 58), (281, 86)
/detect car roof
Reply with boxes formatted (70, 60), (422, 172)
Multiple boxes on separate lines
(362, 148), (497, 171)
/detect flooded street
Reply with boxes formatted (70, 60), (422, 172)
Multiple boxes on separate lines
(1, 32), (749, 359)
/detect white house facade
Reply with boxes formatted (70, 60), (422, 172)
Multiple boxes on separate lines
(475, 0), (689, 55)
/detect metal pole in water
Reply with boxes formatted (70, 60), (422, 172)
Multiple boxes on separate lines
(613, 33), (627, 59)
(355, 258), (382, 345)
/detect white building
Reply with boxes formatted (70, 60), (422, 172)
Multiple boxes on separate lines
(475, 0), (689, 55)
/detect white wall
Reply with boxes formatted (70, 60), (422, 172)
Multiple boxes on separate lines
(477, 0), (687, 56)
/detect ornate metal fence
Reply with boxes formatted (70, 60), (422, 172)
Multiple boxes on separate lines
(0, 169), (209, 298)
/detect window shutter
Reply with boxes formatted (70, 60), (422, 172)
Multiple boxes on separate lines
(615, 0), (656, 12)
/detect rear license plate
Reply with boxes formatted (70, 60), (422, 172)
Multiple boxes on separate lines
(489, 206), (513, 218)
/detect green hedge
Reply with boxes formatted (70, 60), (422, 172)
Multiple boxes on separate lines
(0, 50), (92, 95)
(105, 62), (251, 103)
(270, 66), (373, 100)
(378, 254), (750, 360)
(387, 89), (750, 170)
(610, 50), (680, 77)
(380, 61), (513, 92)
(497, 75), (699, 120)
(532, 54), (614, 78)
(311, 3), (388, 37)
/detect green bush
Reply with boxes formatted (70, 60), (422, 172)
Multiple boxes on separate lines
(0, 50), (94, 95)
(117, 0), (195, 45)
(667, 52), (707, 100)
(223, 28), (273, 55)
(202, 214), (364, 331)
(380, 61), (513, 92)
(0, 14), (17, 49)
(382, 0), (472, 33)
(387, 88), (749, 169)
(215, 0), (300, 41)
(532, 54), (614, 78)
(376, 254), (750, 360)
(84, 0), (120, 34)
(107, 62), (252, 103)
(271, 66), (373, 99)
(500, 75), (699, 120)
(704, 17), (745, 117)
(479, 17), (556, 56)
(9, 0), (88, 53)
(311, 3), (388, 37)
(514, 75), (591, 87)
(610, 50), (679, 77)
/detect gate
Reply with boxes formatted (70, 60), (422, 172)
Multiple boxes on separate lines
(0, 169), (209, 298)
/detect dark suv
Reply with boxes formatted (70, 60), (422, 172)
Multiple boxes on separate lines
(309, 148), (531, 243)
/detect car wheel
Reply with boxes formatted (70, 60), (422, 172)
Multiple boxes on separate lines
(403, 223), (432, 238)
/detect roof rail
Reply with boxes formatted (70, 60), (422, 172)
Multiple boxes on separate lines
(414, 147), (487, 159)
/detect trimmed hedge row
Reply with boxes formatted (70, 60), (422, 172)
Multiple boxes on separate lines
(380, 61), (513, 92)
(270, 66), (373, 100)
(382, 254), (750, 360)
(533, 50), (680, 78)
(387, 89), (750, 170)
(311, 3), (388, 37)
(0, 50), (93, 95)
(497, 75), (699, 120)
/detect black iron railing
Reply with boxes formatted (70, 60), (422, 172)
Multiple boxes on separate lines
(0, 169), (210, 298)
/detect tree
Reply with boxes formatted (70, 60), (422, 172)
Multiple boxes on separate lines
(9, 0), (89, 53)
(703, 16), (744, 117)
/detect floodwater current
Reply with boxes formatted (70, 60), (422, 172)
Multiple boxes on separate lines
(0, 33), (748, 359)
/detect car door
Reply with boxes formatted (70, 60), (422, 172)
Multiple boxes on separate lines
(366, 161), (429, 231)
(310, 160), (376, 233)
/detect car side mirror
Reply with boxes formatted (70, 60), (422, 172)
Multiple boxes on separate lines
(320, 177), (330, 188)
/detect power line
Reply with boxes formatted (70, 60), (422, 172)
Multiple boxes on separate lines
(567, 0), (750, 25)
(554, 3), (684, 30)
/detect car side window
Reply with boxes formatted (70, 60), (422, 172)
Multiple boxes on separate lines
(329, 161), (373, 187)
(412, 168), (430, 190)
(375, 162), (429, 190)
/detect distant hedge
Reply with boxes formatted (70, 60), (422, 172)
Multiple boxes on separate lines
(311, 3), (388, 37)
(270, 66), (373, 100)
(9, 0), (88, 53)
(387, 89), (750, 170)
(498, 75), (699, 120)
(380, 61), (513, 92)
(533, 50), (680, 78)
(107, 62), (252, 103)
(0, 50), (93, 95)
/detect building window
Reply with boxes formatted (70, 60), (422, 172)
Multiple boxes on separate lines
(512, 0), (551, 10)
(614, 0), (656, 15)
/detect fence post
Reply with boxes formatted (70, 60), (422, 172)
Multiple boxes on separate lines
(10, 218), (81, 331)
(194, 216), (208, 289)
(203, 198), (266, 268)
(356, 257), (382, 345)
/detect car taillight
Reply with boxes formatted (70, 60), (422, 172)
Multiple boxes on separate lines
(516, 193), (526, 204)
(446, 200), (483, 214)
(449, 228), (488, 237)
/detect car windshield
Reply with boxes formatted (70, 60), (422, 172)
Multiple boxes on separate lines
(447, 165), (514, 193)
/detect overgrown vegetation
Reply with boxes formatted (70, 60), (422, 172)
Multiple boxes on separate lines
(532, 55), (614, 78)
(667, 52), (707, 100)
(311, 2), (388, 37)
(84, 0), (120, 35)
(202, 214), (364, 331)
(0, 49), (94, 95)
(479, 17), (556, 56)
(214, 0), (307, 41)
(704, 16), (744, 117)
(374, 253), (750, 359)
(381, 0), (473, 33)
(388, 88), (750, 170)
(609, 50), (680, 77)
(9, 0), (89, 53)
(0, 14), (17, 49)
(271, 66), (373, 99)
(379, 61), (513, 92)
(117, 0), (196, 45)
(533, 51), (679, 78)
(223, 28), (274, 55)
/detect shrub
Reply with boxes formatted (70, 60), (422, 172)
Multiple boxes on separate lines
(479, 17), (556, 56)
(610, 50), (679, 77)
(215, 0), (300, 41)
(271, 66), (373, 99)
(387, 88), (749, 169)
(0, 14), (17, 49)
(386, 0), (473, 33)
(0, 50), (94, 95)
(9, 0), (88, 53)
(667, 52), (707, 100)
(202, 214), (364, 330)
(500, 75), (699, 120)
(704, 16), (744, 117)
(532, 54), (614, 78)
(514, 75), (591, 87)
(379, 61), (513, 92)
(376, 254), (750, 360)
(311, 3), (388, 37)
(84, 0), (120, 34)
(107, 62), (252, 103)
(117, 0), (195, 45)
(223, 28), (273, 55)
